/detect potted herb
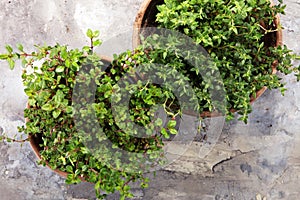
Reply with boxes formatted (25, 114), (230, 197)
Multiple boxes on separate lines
(133, 0), (300, 122)
(0, 29), (183, 199)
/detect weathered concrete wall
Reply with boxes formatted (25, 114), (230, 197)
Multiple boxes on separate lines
(0, 0), (300, 200)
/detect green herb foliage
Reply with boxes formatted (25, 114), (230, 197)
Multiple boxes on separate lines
(0, 29), (185, 199)
(155, 0), (300, 122)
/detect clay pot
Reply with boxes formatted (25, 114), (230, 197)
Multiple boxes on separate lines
(133, 0), (283, 117)
(28, 55), (113, 180)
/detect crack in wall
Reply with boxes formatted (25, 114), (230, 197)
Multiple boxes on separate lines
(212, 150), (256, 173)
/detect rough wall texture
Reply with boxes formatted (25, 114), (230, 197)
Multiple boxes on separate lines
(0, 0), (300, 200)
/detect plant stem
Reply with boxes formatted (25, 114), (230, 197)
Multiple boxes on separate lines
(90, 38), (94, 53)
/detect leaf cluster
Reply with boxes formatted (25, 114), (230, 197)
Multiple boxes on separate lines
(155, 0), (300, 122)
(0, 29), (183, 199)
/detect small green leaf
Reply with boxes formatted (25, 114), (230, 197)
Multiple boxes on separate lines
(87, 29), (93, 39)
(232, 27), (238, 35)
(52, 110), (61, 119)
(41, 103), (53, 111)
(80, 147), (90, 154)
(55, 66), (65, 73)
(65, 59), (71, 68)
(17, 44), (24, 52)
(161, 128), (169, 138)
(65, 106), (73, 113)
(123, 185), (130, 192)
(5, 45), (13, 54)
(66, 165), (73, 173)
(82, 46), (91, 52)
(93, 30), (100, 38)
(95, 181), (101, 190)
(7, 58), (15, 70)
(21, 58), (27, 67)
(0, 54), (8, 60)
(169, 128), (177, 135)
(111, 68), (116, 75)
(92, 39), (102, 47)
(167, 120), (176, 128)
(163, 51), (167, 59)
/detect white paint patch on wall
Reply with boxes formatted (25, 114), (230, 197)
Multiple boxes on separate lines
(32, 0), (57, 22)
(74, 0), (116, 40)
